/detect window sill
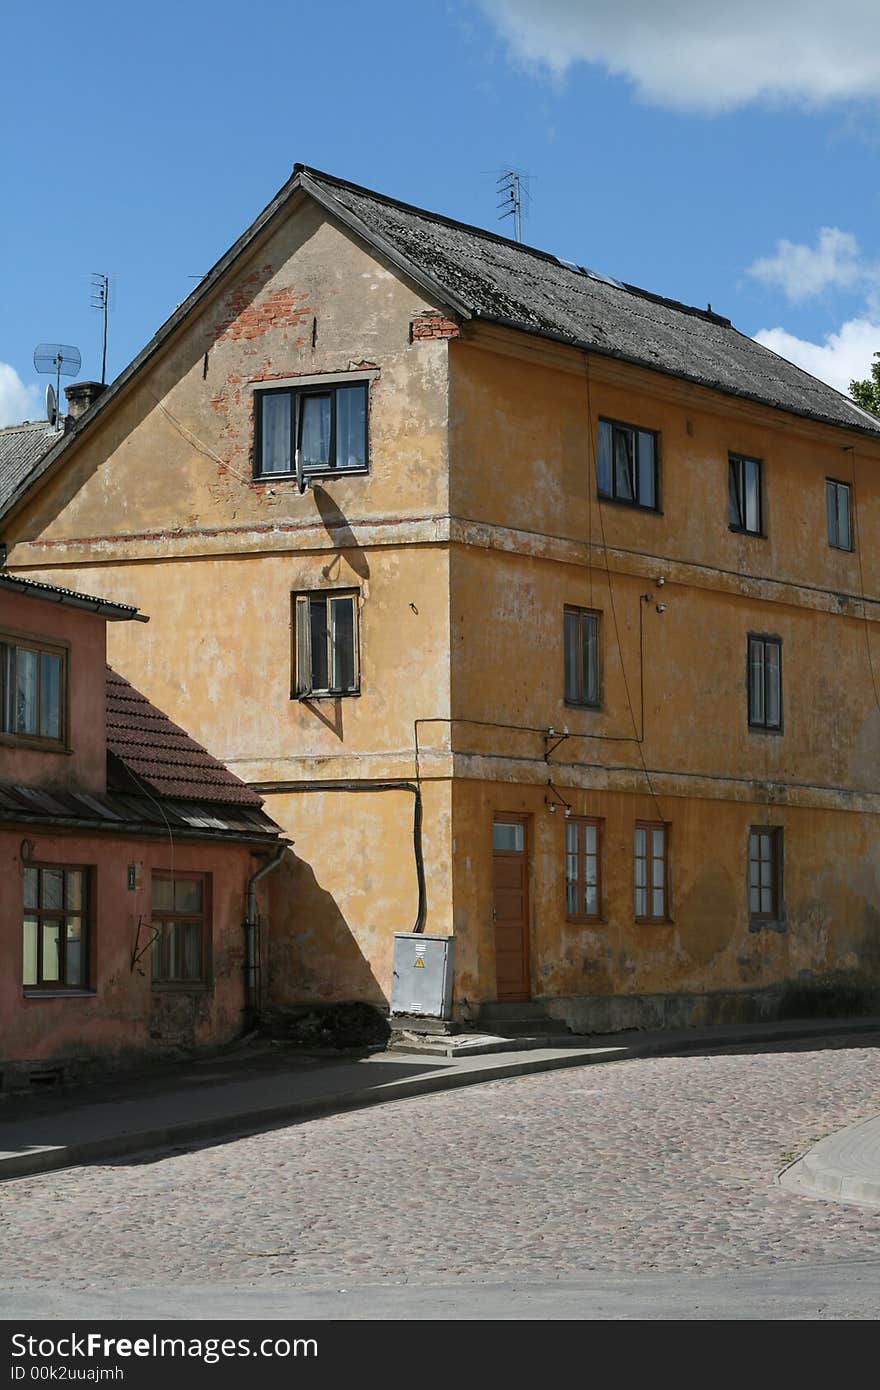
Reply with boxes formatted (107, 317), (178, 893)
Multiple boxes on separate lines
(0, 733), (71, 754)
(252, 468), (370, 484)
(748, 723), (783, 736)
(597, 494), (662, 516)
(566, 916), (606, 927)
(635, 917), (674, 927)
(293, 689), (360, 701)
(23, 989), (96, 999)
(151, 981), (211, 993)
(728, 525), (766, 539)
(828, 542), (854, 553)
(749, 919), (786, 934)
(564, 699), (602, 712)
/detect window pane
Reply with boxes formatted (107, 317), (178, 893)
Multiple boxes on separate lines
(582, 615), (598, 705)
(826, 480), (837, 545)
(744, 458), (760, 532)
(260, 393), (291, 474)
(16, 647), (38, 734)
(300, 394), (331, 469)
(765, 643), (781, 727)
(651, 828), (665, 858)
(760, 860), (773, 888)
(335, 385), (367, 469)
(40, 653), (62, 739)
(23, 866), (38, 910)
(613, 428), (635, 501)
(66, 918), (84, 987)
(761, 886), (773, 914)
(635, 827), (646, 858)
(585, 883), (598, 917)
(330, 597), (356, 691)
(566, 882), (578, 915)
(635, 886), (647, 916)
(151, 927), (163, 976)
(838, 484), (851, 548)
(183, 923), (202, 980)
(152, 878), (173, 912)
(597, 421), (612, 495)
(653, 856), (665, 887)
(65, 871), (83, 911)
(564, 610), (579, 702)
(637, 432), (655, 508)
(729, 459), (743, 528)
(41, 868), (63, 910)
(749, 641), (765, 724)
(174, 879), (202, 913)
(493, 822), (524, 851)
(166, 921), (180, 978)
(23, 916), (38, 986)
(749, 886), (761, 914)
(565, 821), (578, 856)
(583, 824), (597, 856)
(41, 921), (61, 981)
(652, 888), (665, 918)
(0, 642), (12, 733)
(309, 597), (329, 691)
(634, 857), (647, 888)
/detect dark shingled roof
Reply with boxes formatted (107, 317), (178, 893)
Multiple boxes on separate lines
(0, 420), (59, 512)
(299, 166), (880, 438)
(105, 667), (264, 807)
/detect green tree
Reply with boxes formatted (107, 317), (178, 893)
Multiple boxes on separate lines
(850, 352), (880, 414)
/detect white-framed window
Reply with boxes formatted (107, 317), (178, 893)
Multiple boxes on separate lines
(293, 591), (359, 697)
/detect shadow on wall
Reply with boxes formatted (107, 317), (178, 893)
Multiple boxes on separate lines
(266, 847), (386, 1008)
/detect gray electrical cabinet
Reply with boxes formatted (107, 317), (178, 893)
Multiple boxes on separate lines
(391, 933), (454, 1019)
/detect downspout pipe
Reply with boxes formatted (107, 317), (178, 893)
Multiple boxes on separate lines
(245, 843), (288, 1027)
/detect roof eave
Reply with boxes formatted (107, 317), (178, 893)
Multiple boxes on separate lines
(469, 309), (880, 443)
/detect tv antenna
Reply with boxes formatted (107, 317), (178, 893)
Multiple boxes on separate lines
(91, 273), (110, 384)
(33, 344), (81, 432)
(496, 168), (533, 243)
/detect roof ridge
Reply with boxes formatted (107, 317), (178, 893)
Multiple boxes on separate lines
(297, 164), (732, 329)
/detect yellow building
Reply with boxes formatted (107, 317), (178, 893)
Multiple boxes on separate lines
(4, 165), (880, 1032)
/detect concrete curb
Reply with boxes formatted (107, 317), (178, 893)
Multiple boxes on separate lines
(778, 1112), (880, 1208)
(4, 1017), (879, 1182)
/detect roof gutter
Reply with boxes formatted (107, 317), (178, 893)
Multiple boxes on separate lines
(0, 574), (148, 622)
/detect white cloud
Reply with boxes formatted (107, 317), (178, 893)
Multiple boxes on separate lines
(747, 228), (869, 303)
(0, 363), (40, 427)
(754, 318), (880, 394)
(480, 0), (880, 112)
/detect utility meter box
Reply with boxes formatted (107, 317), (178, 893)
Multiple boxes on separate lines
(391, 933), (454, 1019)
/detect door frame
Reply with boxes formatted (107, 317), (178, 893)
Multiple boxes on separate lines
(492, 812), (531, 1003)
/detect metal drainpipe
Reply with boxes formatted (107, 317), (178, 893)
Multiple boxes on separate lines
(245, 845), (288, 1027)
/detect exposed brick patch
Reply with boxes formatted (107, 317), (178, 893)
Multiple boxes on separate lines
(410, 311), (460, 342)
(213, 266), (312, 344)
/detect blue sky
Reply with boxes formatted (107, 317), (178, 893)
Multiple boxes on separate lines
(3, 0), (880, 423)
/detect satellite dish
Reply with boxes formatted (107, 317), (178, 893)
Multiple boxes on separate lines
(45, 384), (57, 427)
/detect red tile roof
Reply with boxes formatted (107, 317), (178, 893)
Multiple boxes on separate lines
(105, 667), (263, 807)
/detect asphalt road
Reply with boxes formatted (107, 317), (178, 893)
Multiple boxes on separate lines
(2, 1036), (880, 1319)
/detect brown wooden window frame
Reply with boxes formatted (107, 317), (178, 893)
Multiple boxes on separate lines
(748, 634), (783, 732)
(597, 417), (659, 511)
(0, 628), (68, 750)
(150, 871), (211, 988)
(565, 816), (603, 923)
(634, 821), (670, 923)
(564, 606), (601, 709)
(826, 478), (853, 551)
(292, 590), (360, 699)
(22, 862), (93, 993)
(748, 826), (784, 927)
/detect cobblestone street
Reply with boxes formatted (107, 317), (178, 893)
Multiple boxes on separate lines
(2, 1038), (880, 1295)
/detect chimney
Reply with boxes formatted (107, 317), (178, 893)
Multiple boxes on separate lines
(64, 380), (107, 424)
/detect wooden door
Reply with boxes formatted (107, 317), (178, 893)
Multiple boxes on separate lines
(492, 815), (530, 1001)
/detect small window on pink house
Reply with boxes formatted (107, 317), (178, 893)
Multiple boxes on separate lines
(1, 634), (66, 746)
(150, 873), (211, 985)
(22, 864), (91, 991)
